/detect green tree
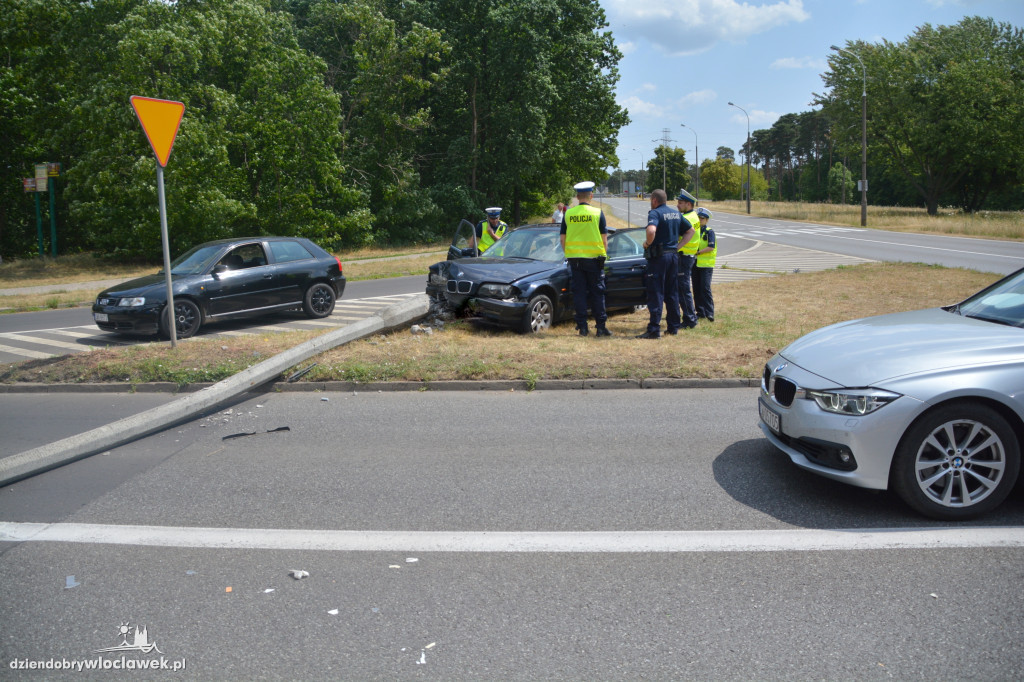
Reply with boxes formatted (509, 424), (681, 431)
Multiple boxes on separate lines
(821, 17), (1024, 214)
(647, 145), (690, 195)
(716, 146), (735, 162)
(296, 0), (448, 242)
(699, 158), (739, 200)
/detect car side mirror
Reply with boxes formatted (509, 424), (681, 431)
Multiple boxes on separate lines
(213, 263), (228, 275)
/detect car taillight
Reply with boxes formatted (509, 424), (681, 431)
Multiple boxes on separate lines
(334, 256), (343, 274)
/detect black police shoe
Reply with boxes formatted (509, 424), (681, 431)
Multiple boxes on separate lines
(577, 326), (589, 336)
(595, 327), (613, 337)
(635, 330), (661, 339)
(665, 328), (678, 335)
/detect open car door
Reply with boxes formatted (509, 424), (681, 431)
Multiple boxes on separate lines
(448, 219), (479, 260)
(603, 228), (649, 308)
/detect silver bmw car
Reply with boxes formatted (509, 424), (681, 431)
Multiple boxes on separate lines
(759, 267), (1024, 520)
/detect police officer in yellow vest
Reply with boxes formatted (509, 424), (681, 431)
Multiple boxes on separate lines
(560, 181), (611, 337)
(675, 189), (701, 329)
(474, 207), (508, 254)
(693, 207), (717, 321)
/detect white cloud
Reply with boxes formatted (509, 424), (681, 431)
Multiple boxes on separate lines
(604, 0), (810, 56)
(620, 96), (666, 118)
(749, 109), (781, 127)
(618, 40), (637, 55)
(771, 56), (826, 70)
(687, 89), (717, 104)
(640, 82), (658, 92)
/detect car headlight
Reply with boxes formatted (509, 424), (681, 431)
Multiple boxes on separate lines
(429, 272), (447, 285)
(117, 297), (146, 307)
(477, 283), (514, 298)
(803, 388), (901, 416)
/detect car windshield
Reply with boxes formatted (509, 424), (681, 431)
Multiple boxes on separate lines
(169, 244), (224, 275)
(484, 229), (564, 262)
(955, 269), (1024, 328)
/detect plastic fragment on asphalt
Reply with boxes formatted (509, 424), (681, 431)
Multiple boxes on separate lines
(389, 565), (401, 569)
(264, 589), (274, 593)
(417, 652), (426, 665)
(290, 570), (309, 580)
(186, 570), (197, 575)
(222, 426), (290, 441)
(405, 557), (418, 563)
(226, 587), (232, 593)
(65, 576), (80, 589)
(425, 642), (436, 649)
(930, 593), (938, 599)
(321, 397), (329, 402)
(327, 609), (339, 615)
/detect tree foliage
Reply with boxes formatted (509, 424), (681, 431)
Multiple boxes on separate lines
(0, 0), (627, 260)
(820, 16), (1024, 214)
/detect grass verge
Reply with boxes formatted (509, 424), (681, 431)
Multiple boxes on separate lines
(0, 262), (997, 386)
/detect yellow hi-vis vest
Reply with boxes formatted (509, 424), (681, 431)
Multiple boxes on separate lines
(563, 204), (606, 258)
(478, 220), (507, 252)
(678, 210), (701, 255)
(696, 226), (717, 267)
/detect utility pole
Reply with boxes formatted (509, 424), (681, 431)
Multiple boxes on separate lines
(652, 128), (673, 191)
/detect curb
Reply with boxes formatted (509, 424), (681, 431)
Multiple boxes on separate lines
(0, 295), (431, 487)
(0, 377), (760, 393)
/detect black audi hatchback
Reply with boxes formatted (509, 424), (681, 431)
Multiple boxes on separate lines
(93, 236), (345, 339)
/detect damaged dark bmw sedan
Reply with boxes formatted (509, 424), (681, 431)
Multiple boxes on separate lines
(93, 236), (345, 339)
(426, 221), (649, 333)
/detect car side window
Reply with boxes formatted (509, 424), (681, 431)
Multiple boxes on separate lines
(269, 240), (315, 264)
(219, 244), (267, 270)
(606, 232), (643, 260)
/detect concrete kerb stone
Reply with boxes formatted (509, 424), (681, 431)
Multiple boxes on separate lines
(0, 295), (431, 487)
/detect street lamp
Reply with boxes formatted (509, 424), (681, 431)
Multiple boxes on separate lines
(831, 44), (867, 227)
(727, 102), (751, 215)
(632, 147), (645, 197)
(680, 124), (699, 199)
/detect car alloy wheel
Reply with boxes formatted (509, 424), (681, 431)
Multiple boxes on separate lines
(520, 294), (553, 334)
(892, 404), (1020, 520)
(162, 299), (202, 339)
(303, 282), (336, 318)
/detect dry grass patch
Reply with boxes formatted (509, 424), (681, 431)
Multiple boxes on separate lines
(0, 262), (998, 386)
(708, 200), (1024, 240)
(0, 253), (152, 288)
(343, 254), (443, 281)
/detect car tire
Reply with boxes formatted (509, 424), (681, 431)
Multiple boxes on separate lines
(303, 282), (336, 318)
(891, 403), (1020, 520)
(519, 294), (553, 334)
(160, 299), (202, 340)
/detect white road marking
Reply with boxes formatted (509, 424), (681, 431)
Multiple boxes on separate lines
(2, 522), (1022, 553)
(0, 332), (93, 352)
(0, 343), (53, 359)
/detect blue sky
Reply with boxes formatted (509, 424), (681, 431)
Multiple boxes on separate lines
(601, 0), (1024, 178)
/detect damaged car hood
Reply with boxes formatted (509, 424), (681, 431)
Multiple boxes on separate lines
(442, 257), (563, 284)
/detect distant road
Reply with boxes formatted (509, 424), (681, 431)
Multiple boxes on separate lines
(600, 197), (1024, 275)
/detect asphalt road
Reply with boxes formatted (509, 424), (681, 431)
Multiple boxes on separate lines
(600, 197), (1024, 275)
(2, 389), (1023, 679)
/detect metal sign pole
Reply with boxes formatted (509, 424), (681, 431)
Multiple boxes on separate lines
(48, 177), (57, 257)
(35, 192), (43, 256)
(156, 163), (177, 348)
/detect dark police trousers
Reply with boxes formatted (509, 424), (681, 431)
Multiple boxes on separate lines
(677, 253), (698, 327)
(645, 250), (680, 333)
(569, 257), (607, 328)
(694, 266), (714, 319)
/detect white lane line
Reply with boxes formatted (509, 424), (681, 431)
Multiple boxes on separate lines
(2, 522), (1023, 553)
(0, 332), (94, 352)
(0, 344), (54, 359)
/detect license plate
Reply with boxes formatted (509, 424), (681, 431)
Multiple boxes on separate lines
(94, 313), (108, 322)
(759, 398), (781, 434)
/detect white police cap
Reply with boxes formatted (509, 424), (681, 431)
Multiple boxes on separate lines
(573, 181), (596, 193)
(485, 207), (502, 216)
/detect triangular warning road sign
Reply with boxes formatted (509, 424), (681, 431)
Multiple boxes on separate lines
(130, 96), (185, 167)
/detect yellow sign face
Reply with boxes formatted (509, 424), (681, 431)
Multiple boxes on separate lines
(130, 96), (185, 167)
